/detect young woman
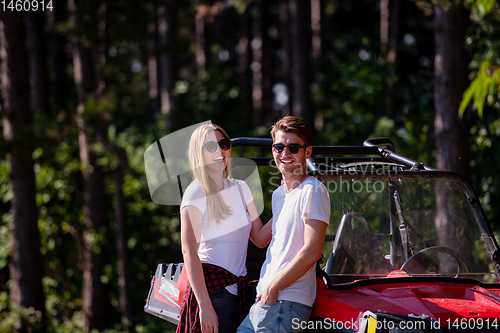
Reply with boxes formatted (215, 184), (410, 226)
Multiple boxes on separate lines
(176, 123), (271, 333)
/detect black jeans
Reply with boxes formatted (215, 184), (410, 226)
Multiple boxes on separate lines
(209, 287), (239, 333)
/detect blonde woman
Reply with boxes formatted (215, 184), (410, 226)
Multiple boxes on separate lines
(177, 124), (271, 333)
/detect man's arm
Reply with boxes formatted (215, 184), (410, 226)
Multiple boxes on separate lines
(256, 218), (328, 305)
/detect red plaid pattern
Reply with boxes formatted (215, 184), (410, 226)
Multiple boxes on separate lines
(176, 263), (250, 333)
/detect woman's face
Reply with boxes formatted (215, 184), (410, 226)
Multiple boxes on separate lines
(202, 130), (231, 173)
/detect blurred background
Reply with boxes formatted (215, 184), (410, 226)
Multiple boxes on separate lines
(0, 0), (499, 332)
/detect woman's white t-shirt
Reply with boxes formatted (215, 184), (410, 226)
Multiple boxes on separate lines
(180, 178), (253, 295)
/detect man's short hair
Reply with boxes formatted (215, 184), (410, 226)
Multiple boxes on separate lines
(270, 116), (312, 146)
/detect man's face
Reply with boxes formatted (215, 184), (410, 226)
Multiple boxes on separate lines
(272, 130), (311, 177)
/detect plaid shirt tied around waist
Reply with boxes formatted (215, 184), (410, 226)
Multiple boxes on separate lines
(176, 263), (250, 333)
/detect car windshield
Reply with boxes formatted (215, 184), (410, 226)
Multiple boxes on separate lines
(319, 171), (499, 285)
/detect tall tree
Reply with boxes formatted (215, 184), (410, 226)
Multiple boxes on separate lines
(236, 6), (254, 124)
(278, 0), (291, 116)
(25, 11), (49, 115)
(380, 0), (401, 119)
(433, 3), (469, 177)
(68, 0), (111, 330)
(311, 0), (321, 62)
(258, 0), (274, 125)
(147, 1), (160, 122)
(0, 10), (46, 314)
(157, 1), (179, 130)
(95, 3), (135, 327)
(288, 0), (314, 128)
(48, 0), (70, 112)
(250, 0), (273, 124)
(433, 2), (473, 270)
(193, 0), (209, 74)
(96, 132), (134, 329)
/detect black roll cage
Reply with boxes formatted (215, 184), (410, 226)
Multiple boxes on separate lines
(231, 137), (434, 171)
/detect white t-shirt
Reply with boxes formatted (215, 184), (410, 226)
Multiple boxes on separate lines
(181, 178), (253, 295)
(256, 176), (330, 306)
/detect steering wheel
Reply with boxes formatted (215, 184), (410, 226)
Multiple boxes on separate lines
(400, 246), (470, 277)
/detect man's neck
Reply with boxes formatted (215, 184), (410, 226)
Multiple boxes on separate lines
(282, 173), (309, 193)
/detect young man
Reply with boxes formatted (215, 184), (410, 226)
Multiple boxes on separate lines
(238, 116), (331, 333)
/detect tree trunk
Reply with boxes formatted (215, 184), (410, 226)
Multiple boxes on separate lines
(25, 11), (49, 115)
(380, 0), (390, 52)
(433, 4), (469, 177)
(380, 0), (400, 119)
(0, 10), (46, 314)
(68, 0), (111, 331)
(48, 0), (70, 112)
(236, 7), (254, 126)
(311, 0), (321, 62)
(250, 0), (273, 124)
(157, 2), (178, 130)
(193, 0), (208, 75)
(433, 4), (473, 272)
(288, 0), (314, 129)
(96, 131), (134, 329)
(278, 0), (291, 117)
(259, 0), (274, 126)
(147, 2), (160, 122)
(112, 164), (134, 329)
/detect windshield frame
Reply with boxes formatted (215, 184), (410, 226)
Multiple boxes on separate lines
(312, 169), (500, 284)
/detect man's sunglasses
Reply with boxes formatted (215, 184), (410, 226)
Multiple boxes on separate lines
(272, 143), (307, 154)
(203, 139), (231, 153)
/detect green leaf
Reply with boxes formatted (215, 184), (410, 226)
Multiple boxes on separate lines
(460, 78), (479, 114)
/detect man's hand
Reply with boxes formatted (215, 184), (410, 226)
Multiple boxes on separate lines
(200, 303), (219, 333)
(256, 283), (279, 305)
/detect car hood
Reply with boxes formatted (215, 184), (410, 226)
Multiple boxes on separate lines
(312, 279), (500, 329)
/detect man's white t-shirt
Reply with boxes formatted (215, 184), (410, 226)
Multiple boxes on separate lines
(180, 178), (253, 295)
(256, 176), (330, 306)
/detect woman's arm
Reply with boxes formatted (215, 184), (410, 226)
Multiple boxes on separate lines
(180, 206), (219, 333)
(247, 200), (272, 248)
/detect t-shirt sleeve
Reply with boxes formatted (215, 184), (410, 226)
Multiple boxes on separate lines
(302, 181), (330, 225)
(239, 180), (254, 206)
(180, 181), (207, 214)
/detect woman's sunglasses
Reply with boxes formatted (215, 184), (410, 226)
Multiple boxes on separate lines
(272, 143), (307, 154)
(203, 139), (231, 153)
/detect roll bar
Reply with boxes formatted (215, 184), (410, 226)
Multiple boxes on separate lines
(230, 137), (435, 171)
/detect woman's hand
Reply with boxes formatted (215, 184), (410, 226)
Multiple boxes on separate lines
(200, 303), (219, 333)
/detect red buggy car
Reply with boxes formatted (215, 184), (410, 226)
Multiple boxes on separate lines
(145, 137), (500, 332)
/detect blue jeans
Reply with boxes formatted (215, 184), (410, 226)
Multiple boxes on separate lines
(237, 300), (312, 333)
(210, 287), (239, 333)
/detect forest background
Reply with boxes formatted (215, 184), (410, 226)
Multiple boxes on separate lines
(1, 0), (500, 332)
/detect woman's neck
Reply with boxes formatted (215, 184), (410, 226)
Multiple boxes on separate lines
(207, 171), (225, 191)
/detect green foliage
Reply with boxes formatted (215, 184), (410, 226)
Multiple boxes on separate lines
(2, 0), (500, 331)
(460, 59), (500, 117)
(470, 0), (497, 17)
(460, 0), (500, 117)
(0, 295), (45, 333)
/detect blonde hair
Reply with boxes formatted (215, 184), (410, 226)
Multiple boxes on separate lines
(187, 123), (232, 225)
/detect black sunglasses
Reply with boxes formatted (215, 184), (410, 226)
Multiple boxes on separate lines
(272, 143), (307, 154)
(203, 139), (231, 153)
